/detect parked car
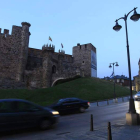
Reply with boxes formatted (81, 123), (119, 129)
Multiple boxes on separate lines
(0, 99), (59, 132)
(134, 91), (140, 101)
(48, 97), (90, 114)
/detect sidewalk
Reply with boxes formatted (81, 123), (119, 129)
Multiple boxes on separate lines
(51, 122), (140, 140)
(91, 96), (130, 107)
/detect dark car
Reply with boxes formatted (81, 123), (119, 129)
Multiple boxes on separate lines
(48, 98), (90, 114)
(0, 99), (59, 132)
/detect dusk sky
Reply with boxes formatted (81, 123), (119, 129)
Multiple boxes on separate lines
(0, 0), (140, 79)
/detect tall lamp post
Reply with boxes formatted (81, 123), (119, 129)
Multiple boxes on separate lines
(109, 62), (119, 102)
(113, 7), (140, 125)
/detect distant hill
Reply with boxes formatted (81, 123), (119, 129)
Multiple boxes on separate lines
(0, 77), (136, 106)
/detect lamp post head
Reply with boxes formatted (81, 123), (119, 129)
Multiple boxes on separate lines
(115, 63), (119, 67)
(130, 9), (140, 21)
(109, 64), (112, 68)
(113, 21), (122, 31)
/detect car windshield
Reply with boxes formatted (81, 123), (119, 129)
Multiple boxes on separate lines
(53, 99), (65, 104)
(137, 92), (140, 95)
(57, 99), (65, 104)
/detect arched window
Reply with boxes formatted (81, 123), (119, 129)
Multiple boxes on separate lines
(52, 65), (56, 74)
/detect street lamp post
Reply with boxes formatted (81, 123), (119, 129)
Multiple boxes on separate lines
(109, 62), (119, 102)
(113, 7), (140, 125)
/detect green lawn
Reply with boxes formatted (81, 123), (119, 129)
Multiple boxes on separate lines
(0, 77), (136, 106)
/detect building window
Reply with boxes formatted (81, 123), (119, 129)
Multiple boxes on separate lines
(117, 79), (120, 83)
(83, 61), (84, 63)
(85, 44), (87, 48)
(80, 46), (81, 49)
(121, 79), (124, 83)
(52, 65), (56, 74)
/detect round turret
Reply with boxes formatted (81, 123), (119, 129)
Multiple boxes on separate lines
(21, 22), (31, 27)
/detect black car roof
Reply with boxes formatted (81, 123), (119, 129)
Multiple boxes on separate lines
(59, 97), (80, 101)
(0, 99), (43, 108)
(0, 99), (29, 102)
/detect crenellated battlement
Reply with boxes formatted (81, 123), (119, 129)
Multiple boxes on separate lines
(42, 44), (55, 52)
(0, 28), (10, 36)
(21, 22), (31, 27)
(4, 29), (9, 35)
(59, 49), (65, 54)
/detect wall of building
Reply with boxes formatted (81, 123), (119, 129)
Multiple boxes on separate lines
(0, 22), (30, 82)
(0, 26), (21, 80)
(73, 43), (97, 77)
(134, 60), (140, 92)
(24, 46), (78, 88)
(135, 77), (140, 91)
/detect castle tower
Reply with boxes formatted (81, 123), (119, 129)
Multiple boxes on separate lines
(42, 44), (55, 88)
(135, 58), (140, 91)
(58, 49), (65, 74)
(16, 22), (31, 81)
(72, 43), (97, 77)
(138, 58), (140, 76)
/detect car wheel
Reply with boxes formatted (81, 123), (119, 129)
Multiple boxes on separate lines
(79, 107), (85, 113)
(39, 119), (51, 130)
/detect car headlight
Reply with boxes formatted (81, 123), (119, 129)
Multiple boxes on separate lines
(88, 102), (90, 106)
(135, 95), (138, 98)
(51, 111), (59, 115)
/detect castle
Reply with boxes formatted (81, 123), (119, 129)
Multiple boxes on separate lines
(133, 59), (140, 91)
(0, 22), (97, 89)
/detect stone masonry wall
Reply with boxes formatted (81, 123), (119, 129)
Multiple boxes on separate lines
(0, 22), (31, 89)
(0, 26), (22, 80)
(16, 22), (30, 81)
(25, 46), (78, 88)
(0, 22), (97, 89)
(72, 43), (96, 77)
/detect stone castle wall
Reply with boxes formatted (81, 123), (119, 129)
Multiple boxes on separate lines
(0, 26), (22, 81)
(73, 43), (96, 77)
(25, 47), (76, 88)
(134, 60), (140, 91)
(0, 22), (97, 89)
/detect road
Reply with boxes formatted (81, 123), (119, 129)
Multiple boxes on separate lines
(1, 102), (129, 140)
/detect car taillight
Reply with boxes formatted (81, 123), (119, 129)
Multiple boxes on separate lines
(88, 102), (90, 106)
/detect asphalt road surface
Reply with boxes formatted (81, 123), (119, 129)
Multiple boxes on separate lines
(1, 102), (129, 140)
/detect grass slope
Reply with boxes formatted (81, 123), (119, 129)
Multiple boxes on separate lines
(0, 77), (136, 106)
